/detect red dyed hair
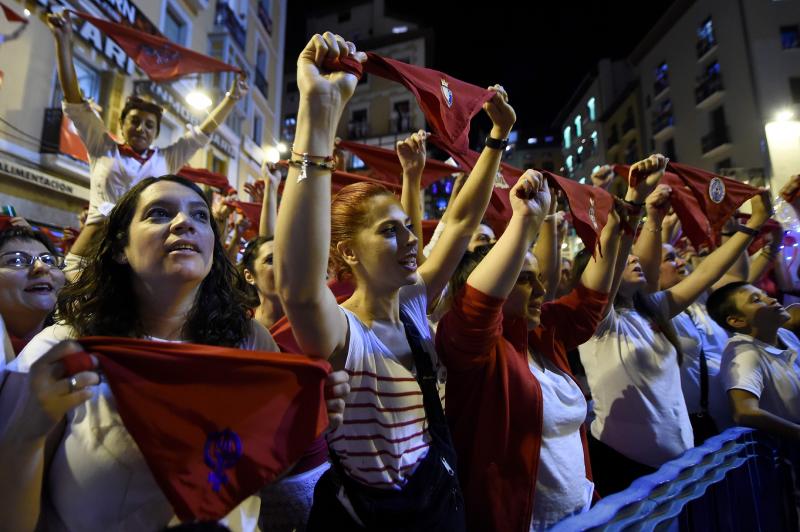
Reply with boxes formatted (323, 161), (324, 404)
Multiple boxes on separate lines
(330, 182), (398, 281)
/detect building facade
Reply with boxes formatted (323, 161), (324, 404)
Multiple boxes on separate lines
(0, 0), (287, 229)
(632, 0), (800, 189)
(553, 59), (633, 183)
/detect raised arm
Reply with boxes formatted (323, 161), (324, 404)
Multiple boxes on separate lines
(274, 33), (364, 360)
(602, 154), (668, 315)
(47, 13), (82, 103)
(632, 184), (671, 293)
(418, 86), (516, 303)
(398, 130), (427, 265)
(467, 172), (550, 298)
(258, 163), (282, 238)
(667, 192), (772, 317)
(580, 207), (621, 294)
(729, 389), (800, 441)
(199, 74), (249, 136)
(533, 201), (560, 302)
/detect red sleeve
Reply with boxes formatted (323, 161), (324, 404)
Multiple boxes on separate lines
(530, 283), (608, 359)
(435, 284), (504, 372)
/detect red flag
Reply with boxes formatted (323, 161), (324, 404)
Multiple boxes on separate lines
(59, 115), (90, 163)
(667, 162), (761, 232)
(178, 167), (236, 195)
(615, 164), (716, 250)
(363, 53), (495, 152)
(0, 2), (26, 23)
(75, 337), (330, 521)
(225, 200), (261, 240)
(69, 10), (242, 82)
(542, 170), (615, 257)
(337, 140), (460, 188)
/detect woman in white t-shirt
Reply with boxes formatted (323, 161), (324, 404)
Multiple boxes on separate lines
(274, 34), (515, 530)
(0, 175), (347, 531)
(578, 180), (773, 496)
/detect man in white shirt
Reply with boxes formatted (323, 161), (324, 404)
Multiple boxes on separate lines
(707, 281), (800, 441)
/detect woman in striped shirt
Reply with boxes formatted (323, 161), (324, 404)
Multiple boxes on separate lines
(274, 34), (515, 530)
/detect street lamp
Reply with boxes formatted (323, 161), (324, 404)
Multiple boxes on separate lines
(276, 142), (288, 154)
(185, 90), (212, 111)
(264, 146), (280, 164)
(776, 109), (795, 122)
(765, 107), (800, 193)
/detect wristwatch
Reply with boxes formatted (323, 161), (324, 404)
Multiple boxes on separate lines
(484, 136), (509, 150)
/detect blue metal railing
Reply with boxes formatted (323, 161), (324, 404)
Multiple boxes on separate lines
(552, 428), (800, 531)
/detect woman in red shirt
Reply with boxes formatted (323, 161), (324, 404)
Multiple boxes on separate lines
(435, 169), (659, 530)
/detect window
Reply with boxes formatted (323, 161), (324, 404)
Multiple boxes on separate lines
(565, 155), (574, 173)
(706, 61), (721, 77)
(349, 108), (368, 138)
(563, 126), (571, 149)
(282, 113), (296, 142)
(790, 77), (800, 103)
(256, 46), (267, 75)
(664, 138), (677, 161)
(164, 6), (187, 45)
(655, 62), (669, 93)
(210, 154), (228, 176)
(587, 98), (596, 121)
(574, 115), (582, 138)
(697, 17), (715, 45)
(781, 25), (800, 50)
(252, 113), (263, 143)
(53, 57), (101, 105)
(392, 100), (411, 133)
(254, 45), (269, 99)
(590, 130), (598, 148)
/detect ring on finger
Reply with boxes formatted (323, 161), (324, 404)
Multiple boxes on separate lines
(68, 376), (79, 393)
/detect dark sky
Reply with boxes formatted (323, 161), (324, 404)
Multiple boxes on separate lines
(286, 1), (675, 132)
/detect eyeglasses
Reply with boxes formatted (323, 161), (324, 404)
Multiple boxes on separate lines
(0, 251), (64, 270)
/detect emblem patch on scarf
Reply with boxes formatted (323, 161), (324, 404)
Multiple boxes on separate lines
(204, 428), (243, 492)
(440, 78), (453, 108)
(139, 44), (180, 66)
(708, 177), (726, 204)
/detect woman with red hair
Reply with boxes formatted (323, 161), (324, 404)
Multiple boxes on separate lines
(274, 33), (515, 530)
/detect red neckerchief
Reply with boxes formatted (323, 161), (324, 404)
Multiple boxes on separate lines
(118, 143), (154, 164)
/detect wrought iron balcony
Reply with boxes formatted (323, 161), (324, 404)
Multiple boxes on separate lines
(254, 70), (269, 100)
(214, 1), (246, 50)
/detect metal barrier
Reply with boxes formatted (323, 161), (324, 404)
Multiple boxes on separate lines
(552, 427), (799, 531)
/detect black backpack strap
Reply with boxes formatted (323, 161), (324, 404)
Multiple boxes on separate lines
(699, 346), (709, 414)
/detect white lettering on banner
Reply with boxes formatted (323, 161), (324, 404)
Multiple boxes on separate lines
(0, 158), (90, 200)
(109, 0), (137, 24)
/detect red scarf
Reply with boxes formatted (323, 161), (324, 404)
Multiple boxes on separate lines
(117, 143), (154, 164)
(62, 338), (330, 521)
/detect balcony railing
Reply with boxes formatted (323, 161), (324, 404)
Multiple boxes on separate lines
(702, 126), (730, 154)
(348, 121), (369, 139)
(697, 34), (717, 58)
(654, 76), (669, 96)
(214, 1), (246, 50)
(389, 113), (412, 134)
(254, 70), (269, 100)
(695, 73), (724, 105)
(553, 428), (800, 531)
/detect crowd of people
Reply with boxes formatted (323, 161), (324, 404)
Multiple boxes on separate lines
(1, 20), (800, 532)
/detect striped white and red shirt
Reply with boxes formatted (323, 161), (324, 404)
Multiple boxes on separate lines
(328, 279), (446, 490)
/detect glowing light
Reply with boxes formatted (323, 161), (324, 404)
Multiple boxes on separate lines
(185, 91), (212, 110)
(776, 109), (796, 122)
(264, 146), (280, 163)
(276, 142), (288, 153)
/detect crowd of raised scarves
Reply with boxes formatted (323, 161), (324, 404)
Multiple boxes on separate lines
(1, 12), (800, 532)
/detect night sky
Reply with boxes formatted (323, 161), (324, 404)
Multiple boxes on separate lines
(286, 1), (675, 133)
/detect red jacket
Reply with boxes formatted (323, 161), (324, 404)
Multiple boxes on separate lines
(436, 283), (608, 532)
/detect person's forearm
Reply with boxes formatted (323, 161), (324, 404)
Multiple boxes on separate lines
(633, 217), (662, 293)
(581, 216), (621, 294)
(734, 407), (800, 441)
(445, 128), (510, 235)
(54, 37), (82, 103)
(534, 217), (558, 301)
(200, 94), (238, 135)
(0, 436), (46, 531)
(260, 186), (277, 238)
(275, 100), (336, 304)
(467, 214), (538, 298)
(401, 171), (424, 264)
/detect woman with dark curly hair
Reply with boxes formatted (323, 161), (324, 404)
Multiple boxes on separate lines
(2, 175), (287, 530)
(239, 236), (283, 329)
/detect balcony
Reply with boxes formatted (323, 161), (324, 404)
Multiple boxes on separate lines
(348, 121), (369, 139)
(214, 1), (246, 51)
(695, 73), (724, 110)
(553, 428), (800, 531)
(652, 112), (675, 141)
(254, 70), (269, 100)
(701, 126), (732, 158)
(696, 35), (718, 62)
(653, 77), (669, 99)
(389, 113), (412, 134)
(257, 2), (272, 35)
